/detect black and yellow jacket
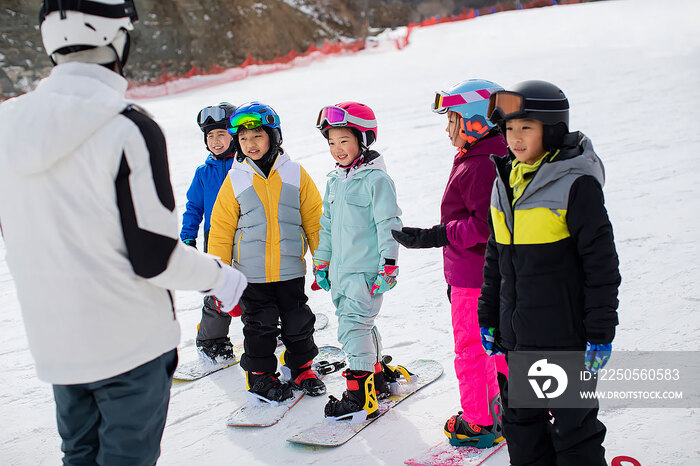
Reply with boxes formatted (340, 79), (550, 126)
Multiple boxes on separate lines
(478, 132), (620, 351)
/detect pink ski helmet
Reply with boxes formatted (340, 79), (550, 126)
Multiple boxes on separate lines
(316, 101), (378, 147)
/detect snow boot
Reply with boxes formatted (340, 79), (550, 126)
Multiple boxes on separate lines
(443, 396), (504, 448)
(324, 370), (379, 423)
(279, 350), (326, 397)
(374, 355), (413, 398)
(374, 361), (391, 399)
(245, 372), (294, 405)
(196, 337), (234, 363)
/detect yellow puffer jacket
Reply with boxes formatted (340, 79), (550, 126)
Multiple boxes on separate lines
(208, 151), (322, 283)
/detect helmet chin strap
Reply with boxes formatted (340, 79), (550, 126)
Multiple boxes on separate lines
(107, 43), (124, 76)
(212, 140), (236, 160)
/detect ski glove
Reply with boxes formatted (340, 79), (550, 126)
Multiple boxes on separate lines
(183, 238), (196, 248)
(205, 262), (248, 315)
(584, 342), (612, 375)
(312, 259), (330, 291)
(481, 327), (506, 356)
(370, 263), (398, 296)
(391, 224), (449, 249)
(211, 299), (243, 317)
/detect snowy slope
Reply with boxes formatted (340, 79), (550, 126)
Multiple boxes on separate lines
(1, 0), (699, 464)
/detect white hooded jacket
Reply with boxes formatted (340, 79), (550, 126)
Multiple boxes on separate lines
(0, 63), (229, 384)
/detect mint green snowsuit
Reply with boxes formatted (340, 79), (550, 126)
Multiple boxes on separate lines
(314, 152), (402, 371)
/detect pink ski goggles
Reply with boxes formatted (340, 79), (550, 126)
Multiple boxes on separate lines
(316, 106), (377, 131)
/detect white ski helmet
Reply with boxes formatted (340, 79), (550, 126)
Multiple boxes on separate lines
(39, 0), (138, 70)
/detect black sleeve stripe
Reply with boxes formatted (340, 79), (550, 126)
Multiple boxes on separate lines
(116, 153), (178, 278)
(121, 106), (175, 211)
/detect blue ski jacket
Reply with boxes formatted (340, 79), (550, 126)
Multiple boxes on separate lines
(180, 154), (235, 251)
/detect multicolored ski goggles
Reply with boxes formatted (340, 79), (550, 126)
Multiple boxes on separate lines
(431, 88), (499, 114)
(228, 111), (280, 134)
(316, 106), (376, 131)
(198, 106), (228, 126)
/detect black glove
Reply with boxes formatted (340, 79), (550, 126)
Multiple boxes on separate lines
(183, 238), (197, 248)
(391, 224), (449, 249)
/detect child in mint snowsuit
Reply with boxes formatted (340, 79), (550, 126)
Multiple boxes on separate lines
(313, 101), (403, 420)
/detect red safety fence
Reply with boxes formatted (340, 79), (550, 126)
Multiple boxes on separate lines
(125, 0), (590, 100)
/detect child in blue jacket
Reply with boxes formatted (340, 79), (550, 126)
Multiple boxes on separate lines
(313, 102), (403, 422)
(180, 102), (240, 363)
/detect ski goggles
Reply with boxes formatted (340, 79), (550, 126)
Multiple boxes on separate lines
(228, 112), (280, 134)
(487, 91), (528, 122)
(316, 106), (376, 130)
(431, 88), (499, 114)
(487, 91), (569, 122)
(198, 106), (228, 126)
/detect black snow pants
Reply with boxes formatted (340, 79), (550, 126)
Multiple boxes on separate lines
(196, 295), (232, 342)
(501, 364), (607, 466)
(239, 277), (318, 374)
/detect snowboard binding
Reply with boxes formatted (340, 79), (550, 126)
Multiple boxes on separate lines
(313, 359), (346, 375)
(444, 395), (504, 448)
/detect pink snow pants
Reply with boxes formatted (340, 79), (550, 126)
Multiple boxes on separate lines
(451, 286), (508, 426)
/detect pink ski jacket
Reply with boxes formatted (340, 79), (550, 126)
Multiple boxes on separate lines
(441, 135), (507, 288)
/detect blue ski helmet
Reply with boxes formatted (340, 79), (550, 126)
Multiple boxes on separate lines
(228, 102), (283, 162)
(431, 79), (503, 144)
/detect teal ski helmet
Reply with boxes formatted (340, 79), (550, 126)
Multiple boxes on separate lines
(431, 79), (503, 144)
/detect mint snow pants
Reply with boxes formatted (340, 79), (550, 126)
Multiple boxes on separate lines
(451, 287), (508, 425)
(52, 349), (177, 466)
(332, 272), (383, 372)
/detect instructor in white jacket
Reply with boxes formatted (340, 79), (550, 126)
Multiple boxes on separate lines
(0, 1), (246, 464)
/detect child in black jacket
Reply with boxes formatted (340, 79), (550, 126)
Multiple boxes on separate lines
(479, 80), (621, 466)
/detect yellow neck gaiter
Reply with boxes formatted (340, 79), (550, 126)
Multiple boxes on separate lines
(509, 153), (547, 205)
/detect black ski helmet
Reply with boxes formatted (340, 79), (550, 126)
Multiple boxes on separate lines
(197, 102), (237, 158)
(488, 80), (569, 149)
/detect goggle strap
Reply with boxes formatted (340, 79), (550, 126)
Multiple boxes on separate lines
(519, 97), (569, 111)
(41, 0), (137, 22)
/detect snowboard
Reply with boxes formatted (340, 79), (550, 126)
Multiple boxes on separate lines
(226, 345), (346, 427)
(173, 343), (245, 382)
(404, 441), (508, 466)
(173, 313), (329, 382)
(287, 358), (443, 447)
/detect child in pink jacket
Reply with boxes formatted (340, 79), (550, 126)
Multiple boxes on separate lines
(393, 79), (508, 448)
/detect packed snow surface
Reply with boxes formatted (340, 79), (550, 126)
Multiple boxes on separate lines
(1, 0), (698, 464)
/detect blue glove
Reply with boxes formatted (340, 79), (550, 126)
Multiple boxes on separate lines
(370, 264), (398, 296)
(480, 327), (505, 356)
(183, 238), (196, 248)
(584, 342), (612, 374)
(312, 259), (330, 291)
